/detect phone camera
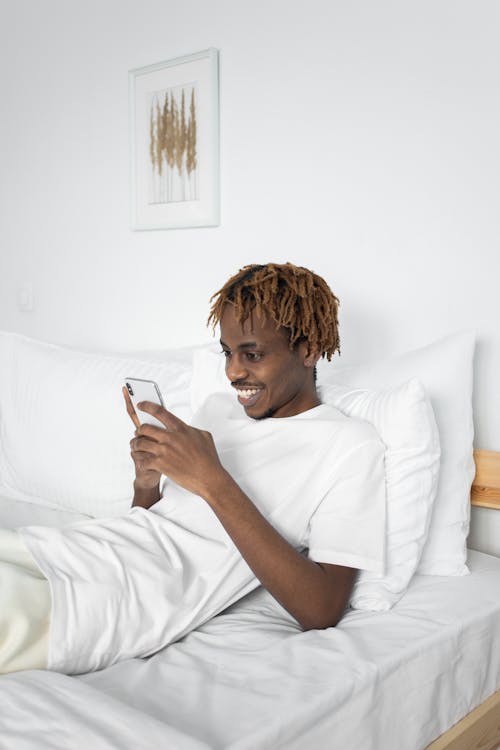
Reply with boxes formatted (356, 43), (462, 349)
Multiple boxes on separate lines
(126, 383), (134, 396)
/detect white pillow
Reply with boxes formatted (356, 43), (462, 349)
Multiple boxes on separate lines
(319, 331), (476, 576)
(191, 345), (233, 413)
(0, 332), (195, 517)
(320, 379), (440, 610)
(192, 331), (475, 578)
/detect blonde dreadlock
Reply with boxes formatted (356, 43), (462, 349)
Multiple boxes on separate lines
(207, 263), (340, 361)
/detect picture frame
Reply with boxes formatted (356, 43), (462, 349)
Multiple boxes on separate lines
(129, 48), (219, 231)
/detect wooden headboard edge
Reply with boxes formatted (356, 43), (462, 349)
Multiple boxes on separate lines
(471, 449), (500, 510)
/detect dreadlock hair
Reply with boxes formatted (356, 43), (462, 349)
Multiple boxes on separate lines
(207, 262), (340, 361)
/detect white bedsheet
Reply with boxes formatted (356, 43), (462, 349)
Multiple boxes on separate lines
(1, 496), (500, 750)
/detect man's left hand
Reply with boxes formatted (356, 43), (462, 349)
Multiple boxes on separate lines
(130, 402), (227, 498)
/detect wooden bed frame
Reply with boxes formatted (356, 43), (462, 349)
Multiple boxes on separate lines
(424, 449), (500, 750)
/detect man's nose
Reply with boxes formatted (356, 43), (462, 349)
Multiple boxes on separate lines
(225, 354), (249, 382)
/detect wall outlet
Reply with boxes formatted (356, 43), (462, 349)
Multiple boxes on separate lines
(17, 283), (34, 312)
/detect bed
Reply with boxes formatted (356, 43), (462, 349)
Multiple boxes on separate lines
(0, 330), (499, 750)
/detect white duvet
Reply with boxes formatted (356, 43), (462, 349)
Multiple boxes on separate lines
(1, 492), (499, 750)
(16, 396), (386, 674)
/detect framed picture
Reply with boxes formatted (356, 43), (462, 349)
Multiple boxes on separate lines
(129, 48), (219, 230)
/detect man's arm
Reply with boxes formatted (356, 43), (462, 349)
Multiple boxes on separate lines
(123, 387), (162, 509)
(131, 402), (357, 630)
(200, 469), (357, 629)
(132, 483), (161, 509)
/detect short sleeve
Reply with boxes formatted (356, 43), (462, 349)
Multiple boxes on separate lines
(306, 438), (386, 574)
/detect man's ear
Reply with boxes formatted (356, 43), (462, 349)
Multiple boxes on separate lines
(303, 345), (322, 368)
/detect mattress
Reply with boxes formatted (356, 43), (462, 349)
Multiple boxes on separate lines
(1, 495), (500, 750)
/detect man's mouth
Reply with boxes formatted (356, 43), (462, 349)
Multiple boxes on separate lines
(234, 386), (263, 407)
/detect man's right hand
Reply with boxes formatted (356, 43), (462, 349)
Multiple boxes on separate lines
(122, 386), (162, 507)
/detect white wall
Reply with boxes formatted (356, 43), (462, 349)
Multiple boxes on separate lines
(0, 0), (499, 457)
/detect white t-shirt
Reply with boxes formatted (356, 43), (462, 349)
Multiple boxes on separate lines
(19, 394), (386, 675)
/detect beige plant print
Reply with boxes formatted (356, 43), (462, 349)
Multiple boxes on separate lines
(149, 84), (198, 204)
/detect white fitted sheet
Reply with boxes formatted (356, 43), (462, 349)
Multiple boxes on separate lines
(0, 495), (499, 750)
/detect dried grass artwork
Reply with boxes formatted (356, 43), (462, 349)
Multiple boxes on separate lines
(130, 48), (219, 230)
(149, 85), (198, 204)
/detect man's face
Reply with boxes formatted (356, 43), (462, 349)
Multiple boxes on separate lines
(219, 305), (319, 419)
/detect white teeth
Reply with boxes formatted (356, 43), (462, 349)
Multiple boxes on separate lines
(237, 389), (260, 398)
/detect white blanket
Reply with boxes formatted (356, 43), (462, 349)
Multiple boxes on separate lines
(17, 395), (386, 674)
(0, 492), (499, 750)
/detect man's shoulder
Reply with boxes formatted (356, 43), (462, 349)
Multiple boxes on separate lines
(193, 394), (382, 448)
(310, 403), (384, 455)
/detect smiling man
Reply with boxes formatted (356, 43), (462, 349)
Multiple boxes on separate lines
(212, 264), (338, 420)
(124, 263), (386, 654)
(220, 307), (320, 419)
(3, 263), (386, 675)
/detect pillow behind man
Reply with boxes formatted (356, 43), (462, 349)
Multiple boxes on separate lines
(0, 332), (194, 517)
(320, 330), (475, 577)
(320, 378), (440, 610)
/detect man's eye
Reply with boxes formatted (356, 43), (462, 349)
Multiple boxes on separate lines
(246, 352), (262, 361)
(220, 349), (231, 358)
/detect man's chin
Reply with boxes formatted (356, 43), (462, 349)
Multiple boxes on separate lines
(247, 406), (275, 420)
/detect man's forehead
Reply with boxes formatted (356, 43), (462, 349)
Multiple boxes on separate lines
(219, 306), (288, 345)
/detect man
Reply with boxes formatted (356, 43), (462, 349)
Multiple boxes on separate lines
(1, 262), (385, 675)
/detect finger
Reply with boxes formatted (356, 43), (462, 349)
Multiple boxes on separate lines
(132, 454), (160, 473)
(133, 430), (160, 444)
(131, 437), (163, 454)
(122, 386), (141, 430)
(136, 423), (171, 441)
(136, 401), (185, 431)
(131, 449), (159, 464)
(136, 452), (163, 472)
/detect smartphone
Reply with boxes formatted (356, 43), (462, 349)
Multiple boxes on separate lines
(124, 377), (166, 429)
